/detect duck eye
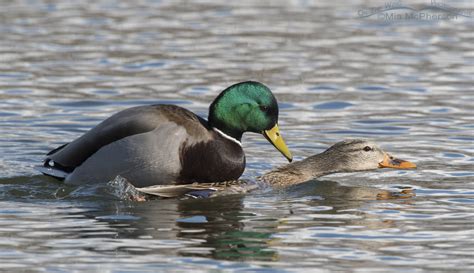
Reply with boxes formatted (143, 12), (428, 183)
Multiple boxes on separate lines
(259, 105), (269, 112)
(363, 146), (372, 152)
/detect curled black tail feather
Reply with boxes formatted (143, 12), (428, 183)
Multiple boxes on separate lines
(36, 157), (75, 181)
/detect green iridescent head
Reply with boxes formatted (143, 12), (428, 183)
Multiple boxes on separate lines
(208, 81), (292, 162)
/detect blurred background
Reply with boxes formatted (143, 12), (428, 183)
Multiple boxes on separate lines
(0, 0), (473, 272)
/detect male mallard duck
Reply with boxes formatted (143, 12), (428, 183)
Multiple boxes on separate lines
(136, 139), (416, 197)
(37, 81), (292, 187)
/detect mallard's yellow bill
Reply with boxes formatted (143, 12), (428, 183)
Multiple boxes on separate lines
(263, 124), (293, 162)
(379, 153), (416, 169)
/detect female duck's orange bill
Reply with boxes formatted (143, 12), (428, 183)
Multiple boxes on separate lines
(379, 153), (417, 169)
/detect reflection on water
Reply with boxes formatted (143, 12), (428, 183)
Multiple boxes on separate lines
(0, 0), (473, 271)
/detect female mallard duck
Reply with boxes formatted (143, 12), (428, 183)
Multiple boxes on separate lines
(261, 139), (416, 187)
(135, 139), (416, 197)
(38, 81), (292, 187)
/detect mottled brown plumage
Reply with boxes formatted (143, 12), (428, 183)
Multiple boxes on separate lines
(135, 139), (416, 197)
